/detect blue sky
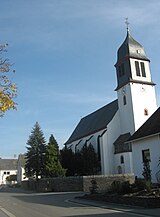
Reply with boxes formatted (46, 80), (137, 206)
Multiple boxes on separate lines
(0, 0), (160, 158)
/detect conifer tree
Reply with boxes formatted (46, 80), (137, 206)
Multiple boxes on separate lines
(60, 147), (75, 176)
(45, 134), (66, 177)
(81, 143), (100, 175)
(25, 122), (46, 180)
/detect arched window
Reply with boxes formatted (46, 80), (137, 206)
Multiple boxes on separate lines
(120, 155), (124, 164)
(123, 95), (127, 105)
(144, 108), (148, 116)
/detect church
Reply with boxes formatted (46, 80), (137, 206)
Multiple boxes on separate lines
(65, 28), (160, 183)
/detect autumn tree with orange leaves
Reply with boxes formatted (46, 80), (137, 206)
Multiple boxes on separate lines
(0, 43), (17, 116)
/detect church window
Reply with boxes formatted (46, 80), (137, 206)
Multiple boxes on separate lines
(120, 155), (124, 164)
(140, 62), (146, 77)
(144, 108), (148, 116)
(123, 95), (127, 105)
(142, 149), (150, 163)
(135, 61), (140, 76)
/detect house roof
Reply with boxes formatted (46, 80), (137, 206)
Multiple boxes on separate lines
(65, 99), (118, 145)
(114, 133), (131, 146)
(0, 159), (17, 170)
(128, 107), (160, 142)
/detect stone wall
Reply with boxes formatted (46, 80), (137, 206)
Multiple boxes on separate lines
(21, 174), (135, 193)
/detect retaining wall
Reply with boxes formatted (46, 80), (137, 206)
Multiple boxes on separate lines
(21, 174), (135, 192)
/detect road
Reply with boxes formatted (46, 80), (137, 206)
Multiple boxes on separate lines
(0, 187), (159, 217)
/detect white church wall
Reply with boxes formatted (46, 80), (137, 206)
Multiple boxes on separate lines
(102, 110), (121, 175)
(117, 85), (135, 135)
(130, 83), (157, 132)
(132, 135), (160, 183)
(114, 152), (133, 174)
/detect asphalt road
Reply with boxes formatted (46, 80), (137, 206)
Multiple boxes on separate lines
(0, 187), (159, 217)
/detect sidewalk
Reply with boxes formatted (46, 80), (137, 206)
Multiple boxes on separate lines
(71, 197), (160, 217)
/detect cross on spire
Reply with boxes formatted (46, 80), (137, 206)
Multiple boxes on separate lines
(125, 18), (130, 32)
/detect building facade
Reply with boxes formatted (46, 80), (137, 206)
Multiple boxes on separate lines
(65, 29), (158, 180)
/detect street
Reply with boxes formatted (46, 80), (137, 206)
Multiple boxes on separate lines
(0, 187), (159, 217)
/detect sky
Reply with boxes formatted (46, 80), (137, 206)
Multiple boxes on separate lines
(0, 0), (160, 158)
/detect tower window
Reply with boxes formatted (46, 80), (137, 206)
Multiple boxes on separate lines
(135, 61), (146, 77)
(120, 155), (124, 164)
(123, 95), (127, 105)
(140, 62), (146, 77)
(135, 61), (140, 76)
(144, 109), (148, 116)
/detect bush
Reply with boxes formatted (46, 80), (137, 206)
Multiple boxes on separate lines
(135, 178), (146, 191)
(89, 179), (98, 194)
(110, 180), (131, 194)
(135, 177), (152, 192)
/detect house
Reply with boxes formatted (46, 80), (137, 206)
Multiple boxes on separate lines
(128, 107), (160, 183)
(17, 154), (28, 184)
(65, 28), (158, 179)
(0, 159), (17, 185)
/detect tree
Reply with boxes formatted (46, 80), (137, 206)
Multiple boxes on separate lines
(81, 143), (100, 175)
(142, 157), (152, 182)
(0, 43), (17, 116)
(25, 122), (46, 180)
(142, 157), (152, 192)
(60, 147), (75, 176)
(45, 134), (66, 177)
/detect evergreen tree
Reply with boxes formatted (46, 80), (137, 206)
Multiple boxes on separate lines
(25, 122), (46, 180)
(81, 143), (100, 175)
(60, 147), (75, 176)
(45, 134), (66, 177)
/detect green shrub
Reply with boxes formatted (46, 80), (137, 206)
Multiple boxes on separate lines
(135, 177), (152, 192)
(135, 178), (145, 191)
(110, 180), (131, 194)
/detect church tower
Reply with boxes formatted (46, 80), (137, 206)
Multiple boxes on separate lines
(115, 28), (157, 135)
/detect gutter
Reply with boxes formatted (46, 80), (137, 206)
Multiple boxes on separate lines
(127, 132), (160, 143)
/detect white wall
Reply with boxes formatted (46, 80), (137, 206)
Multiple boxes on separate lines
(132, 135), (160, 183)
(130, 83), (157, 131)
(114, 152), (133, 174)
(102, 110), (121, 175)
